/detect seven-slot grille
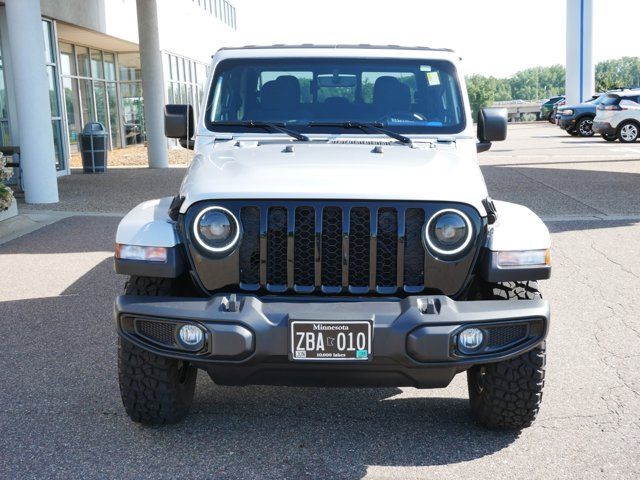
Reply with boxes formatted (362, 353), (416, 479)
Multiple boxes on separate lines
(238, 204), (427, 294)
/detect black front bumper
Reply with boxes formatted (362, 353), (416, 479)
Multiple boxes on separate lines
(557, 116), (576, 130)
(115, 294), (549, 388)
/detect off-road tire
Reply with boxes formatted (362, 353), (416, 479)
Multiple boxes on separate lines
(124, 275), (174, 296)
(118, 276), (197, 425)
(467, 281), (546, 430)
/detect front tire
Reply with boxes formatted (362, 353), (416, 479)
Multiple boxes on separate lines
(602, 133), (617, 142)
(618, 121), (639, 143)
(467, 281), (546, 430)
(118, 276), (198, 425)
(576, 117), (594, 137)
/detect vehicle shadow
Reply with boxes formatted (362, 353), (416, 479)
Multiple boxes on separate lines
(153, 381), (520, 478)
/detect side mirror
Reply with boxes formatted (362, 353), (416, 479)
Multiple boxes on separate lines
(164, 104), (194, 140)
(477, 107), (507, 153)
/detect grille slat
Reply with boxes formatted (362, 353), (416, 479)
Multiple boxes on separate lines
(349, 207), (370, 289)
(239, 207), (260, 286)
(404, 208), (425, 287)
(267, 207), (288, 287)
(293, 207), (315, 287)
(376, 208), (398, 290)
(237, 203), (432, 294)
(321, 207), (343, 288)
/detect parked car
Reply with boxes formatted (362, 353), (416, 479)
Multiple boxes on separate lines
(557, 94), (605, 137)
(114, 45), (551, 430)
(593, 89), (640, 142)
(540, 96), (565, 123)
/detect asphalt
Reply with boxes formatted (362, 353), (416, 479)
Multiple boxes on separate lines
(1, 123), (639, 479)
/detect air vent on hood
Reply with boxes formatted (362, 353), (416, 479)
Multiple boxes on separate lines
(328, 138), (393, 146)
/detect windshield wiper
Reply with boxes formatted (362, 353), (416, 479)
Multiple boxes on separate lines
(211, 120), (310, 142)
(307, 121), (412, 144)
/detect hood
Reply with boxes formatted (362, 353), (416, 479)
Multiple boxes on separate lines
(563, 101), (595, 110)
(179, 139), (488, 214)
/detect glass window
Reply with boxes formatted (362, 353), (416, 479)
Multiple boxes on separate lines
(59, 43), (76, 76)
(90, 49), (104, 79)
(162, 53), (171, 83)
(42, 21), (54, 64)
(94, 82), (108, 131)
(52, 119), (64, 169)
(179, 58), (185, 82)
(79, 78), (95, 126)
(0, 42), (10, 146)
(62, 77), (81, 147)
(118, 53), (141, 81)
(208, 58), (466, 135)
(171, 55), (179, 81)
(104, 52), (116, 81)
(120, 82), (145, 145)
(47, 66), (60, 117)
(76, 46), (91, 77)
(0, 56), (8, 120)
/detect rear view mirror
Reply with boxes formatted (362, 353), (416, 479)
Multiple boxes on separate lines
(164, 104), (194, 139)
(317, 74), (357, 88)
(477, 107), (507, 153)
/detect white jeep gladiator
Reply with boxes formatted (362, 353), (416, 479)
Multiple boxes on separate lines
(114, 45), (551, 429)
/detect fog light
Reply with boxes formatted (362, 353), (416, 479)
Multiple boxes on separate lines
(458, 328), (484, 353)
(178, 324), (204, 348)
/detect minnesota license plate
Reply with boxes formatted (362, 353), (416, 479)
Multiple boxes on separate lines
(289, 320), (373, 361)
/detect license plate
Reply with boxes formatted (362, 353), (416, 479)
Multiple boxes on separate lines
(289, 320), (373, 361)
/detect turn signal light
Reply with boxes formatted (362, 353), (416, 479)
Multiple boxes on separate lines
(115, 243), (168, 262)
(497, 249), (550, 267)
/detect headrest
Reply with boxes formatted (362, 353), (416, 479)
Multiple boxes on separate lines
(373, 76), (411, 112)
(260, 75), (301, 110)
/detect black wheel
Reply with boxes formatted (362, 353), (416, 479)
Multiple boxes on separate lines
(567, 128), (579, 136)
(617, 121), (639, 143)
(547, 113), (554, 124)
(467, 281), (546, 430)
(602, 133), (617, 142)
(576, 117), (594, 137)
(118, 276), (197, 425)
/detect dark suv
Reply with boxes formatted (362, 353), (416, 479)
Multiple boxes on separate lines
(557, 94), (604, 137)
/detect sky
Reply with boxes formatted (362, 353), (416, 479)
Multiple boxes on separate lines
(233, 0), (640, 77)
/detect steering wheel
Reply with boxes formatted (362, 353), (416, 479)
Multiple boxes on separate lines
(377, 112), (427, 123)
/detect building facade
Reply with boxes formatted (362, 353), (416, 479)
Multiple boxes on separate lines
(0, 0), (237, 202)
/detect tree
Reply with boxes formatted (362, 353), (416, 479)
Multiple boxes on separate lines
(466, 57), (639, 117)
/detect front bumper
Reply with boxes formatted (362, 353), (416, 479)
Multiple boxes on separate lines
(593, 121), (616, 136)
(115, 294), (549, 388)
(557, 116), (576, 130)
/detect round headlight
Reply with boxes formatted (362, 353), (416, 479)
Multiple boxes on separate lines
(193, 206), (240, 253)
(425, 209), (473, 256)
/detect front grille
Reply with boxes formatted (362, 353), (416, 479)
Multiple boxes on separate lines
(238, 203), (429, 294)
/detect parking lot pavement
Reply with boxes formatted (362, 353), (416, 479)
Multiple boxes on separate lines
(1, 123), (639, 479)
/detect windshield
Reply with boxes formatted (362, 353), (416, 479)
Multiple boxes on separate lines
(205, 58), (466, 135)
